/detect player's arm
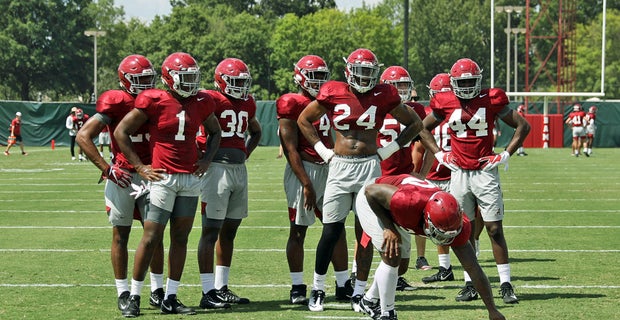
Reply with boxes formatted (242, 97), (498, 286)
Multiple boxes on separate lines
(452, 243), (505, 320)
(364, 183), (401, 259)
(499, 108), (531, 155)
(245, 116), (262, 159)
(297, 100), (325, 145)
(389, 103), (421, 148)
(298, 100), (332, 162)
(76, 114), (108, 172)
(195, 113), (222, 174)
(279, 117), (316, 210)
(114, 108), (163, 181)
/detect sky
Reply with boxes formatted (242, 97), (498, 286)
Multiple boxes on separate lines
(115, 0), (382, 22)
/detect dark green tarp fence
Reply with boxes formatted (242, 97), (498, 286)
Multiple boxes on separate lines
(1, 100), (619, 148)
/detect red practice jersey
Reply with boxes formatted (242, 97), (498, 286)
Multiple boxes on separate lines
(317, 81), (401, 132)
(567, 110), (587, 128)
(375, 174), (470, 247)
(71, 114), (90, 132)
(429, 88), (510, 170)
(135, 89), (216, 173)
(377, 101), (426, 175)
(204, 90), (256, 152)
(96, 90), (151, 171)
(9, 118), (21, 136)
(276, 93), (333, 163)
(424, 106), (452, 181)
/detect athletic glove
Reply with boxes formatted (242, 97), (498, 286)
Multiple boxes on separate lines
(129, 181), (150, 199)
(434, 151), (458, 171)
(100, 164), (132, 188)
(479, 151), (511, 171)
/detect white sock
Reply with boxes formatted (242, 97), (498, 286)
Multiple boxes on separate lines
(164, 279), (180, 299)
(290, 272), (304, 286)
(365, 277), (379, 301)
(375, 262), (398, 314)
(497, 263), (511, 284)
(438, 253), (451, 269)
(200, 273), (215, 294)
(351, 259), (358, 274)
(334, 270), (349, 287)
(130, 279), (144, 296)
(150, 272), (164, 292)
(214, 265), (230, 289)
(463, 271), (472, 283)
(115, 278), (129, 296)
(353, 279), (367, 296)
(312, 272), (326, 291)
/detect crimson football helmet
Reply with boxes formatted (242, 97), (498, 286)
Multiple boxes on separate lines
(294, 55), (330, 98)
(161, 52), (201, 98)
(343, 48), (381, 93)
(428, 73), (452, 98)
(118, 54), (156, 95)
(450, 58), (482, 99)
(589, 106), (597, 113)
(380, 66), (413, 102)
(423, 191), (463, 246)
(573, 103), (582, 111)
(214, 58), (252, 100)
(517, 104), (526, 113)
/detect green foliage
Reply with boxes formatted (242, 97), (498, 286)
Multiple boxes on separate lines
(0, 0), (616, 101)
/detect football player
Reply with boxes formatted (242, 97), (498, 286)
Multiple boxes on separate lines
(565, 103), (587, 157)
(423, 58), (530, 304)
(76, 54), (166, 317)
(412, 73), (458, 284)
(276, 55), (351, 305)
(4, 112), (27, 156)
(297, 48), (443, 312)
(196, 57), (262, 309)
(583, 106), (597, 156)
(115, 52), (222, 316)
(354, 174), (505, 320)
(377, 66), (429, 286)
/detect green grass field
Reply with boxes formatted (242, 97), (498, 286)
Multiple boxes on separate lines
(1, 146), (619, 319)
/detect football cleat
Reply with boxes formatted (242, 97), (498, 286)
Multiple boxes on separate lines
(199, 289), (231, 309)
(415, 256), (432, 270)
(500, 282), (519, 304)
(308, 289), (325, 312)
(121, 294), (140, 318)
(216, 285), (250, 304)
(422, 265), (454, 283)
(160, 294), (196, 315)
(455, 282), (479, 302)
(379, 309), (398, 320)
(149, 288), (164, 307)
(117, 291), (130, 311)
(396, 276), (416, 291)
(335, 279), (354, 300)
(290, 284), (308, 305)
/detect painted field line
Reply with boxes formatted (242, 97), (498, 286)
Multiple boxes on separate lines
(1, 248), (618, 253)
(0, 225), (619, 230)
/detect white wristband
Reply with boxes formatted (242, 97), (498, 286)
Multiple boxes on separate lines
(377, 140), (400, 160)
(313, 141), (334, 163)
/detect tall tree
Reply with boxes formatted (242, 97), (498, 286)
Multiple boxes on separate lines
(0, 0), (95, 101)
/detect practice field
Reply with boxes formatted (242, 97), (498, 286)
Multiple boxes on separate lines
(0, 146), (618, 319)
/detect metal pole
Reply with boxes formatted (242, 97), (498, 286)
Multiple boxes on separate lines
(514, 30), (518, 95)
(84, 30), (106, 101)
(491, 0), (495, 87)
(506, 8), (512, 92)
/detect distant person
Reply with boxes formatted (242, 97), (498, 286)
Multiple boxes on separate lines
(99, 125), (112, 159)
(565, 103), (586, 157)
(66, 107), (90, 161)
(4, 112), (27, 156)
(583, 106), (597, 156)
